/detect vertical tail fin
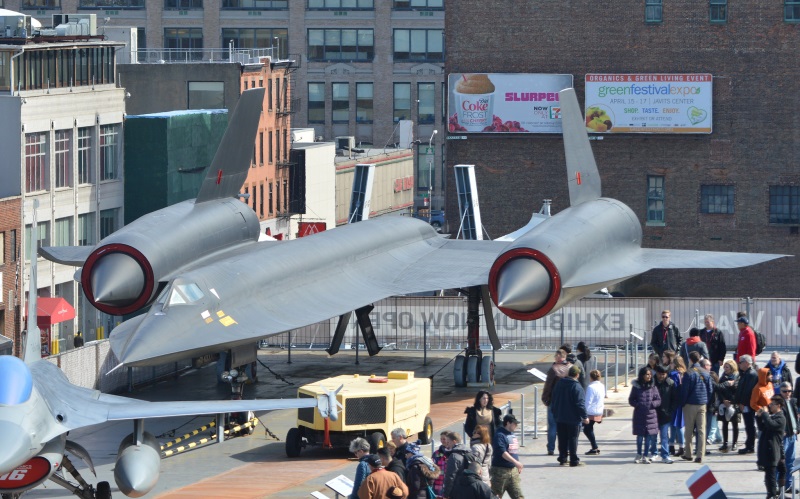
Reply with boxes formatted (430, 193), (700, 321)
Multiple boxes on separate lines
(194, 88), (266, 204)
(559, 88), (602, 206)
(23, 200), (42, 364)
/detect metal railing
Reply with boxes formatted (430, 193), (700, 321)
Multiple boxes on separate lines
(134, 47), (277, 64)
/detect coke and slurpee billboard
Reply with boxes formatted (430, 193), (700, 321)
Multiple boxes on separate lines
(447, 73), (573, 134)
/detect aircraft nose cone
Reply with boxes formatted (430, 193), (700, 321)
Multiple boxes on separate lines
(0, 421), (34, 474)
(91, 253), (145, 306)
(495, 257), (551, 312)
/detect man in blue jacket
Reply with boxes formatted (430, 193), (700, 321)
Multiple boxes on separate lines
(680, 351), (715, 463)
(551, 365), (590, 467)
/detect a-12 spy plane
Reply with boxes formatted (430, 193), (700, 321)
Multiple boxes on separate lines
(41, 87), (787, 385)
(0, 203), (340, 498)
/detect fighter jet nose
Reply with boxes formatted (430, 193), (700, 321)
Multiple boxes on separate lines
(91, 253), (145, 307)
(0, 421), (34, 474)
(495, 257), (551, 312)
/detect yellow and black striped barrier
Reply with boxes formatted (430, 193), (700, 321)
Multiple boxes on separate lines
(161, 420), (216, 450)
(160, 418), (260, 458)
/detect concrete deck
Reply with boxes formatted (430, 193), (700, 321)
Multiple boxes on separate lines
(27, 349), (788, 498)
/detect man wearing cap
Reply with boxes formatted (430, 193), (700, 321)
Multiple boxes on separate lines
(357, 454), (409, 499)
(551, 365), (590, 467)
(734, 315), (757, 362)
(490, 414), (524, 499)
(779, 381), (799, 494)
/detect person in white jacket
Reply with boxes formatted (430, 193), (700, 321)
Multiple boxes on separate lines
(583, 369), (606, 455)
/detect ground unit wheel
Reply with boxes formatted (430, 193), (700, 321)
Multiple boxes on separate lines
(242, 410), (256, 435)
(95, 481), (111, 499)
(453, 355), (467, 387)
(466, 355), (480, 383)
(369, 431), (386, 453)
(481, 354), (495, 386)
(286, 427), (303, 458)
(419, 415), (434, 445)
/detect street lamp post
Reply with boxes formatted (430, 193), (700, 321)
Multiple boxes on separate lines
(427, 130), (438, 222)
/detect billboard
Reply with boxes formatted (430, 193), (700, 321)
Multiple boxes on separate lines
(585, 74), (713, 134)
(447, 73), (573, 134)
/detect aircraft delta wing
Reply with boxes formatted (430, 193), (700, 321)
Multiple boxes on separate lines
(39, 87), (787, 368)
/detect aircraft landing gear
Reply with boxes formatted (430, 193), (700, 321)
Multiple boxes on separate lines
(454, 286), (499, 387)
(220, 368), (257, 434)
(454, 353), (495, 387)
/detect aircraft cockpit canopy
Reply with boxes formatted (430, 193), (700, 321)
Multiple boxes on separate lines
(0, 356), (33, 405)
(156, 280), (205, 309)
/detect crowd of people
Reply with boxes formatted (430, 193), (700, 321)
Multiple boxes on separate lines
(345, 308), (798, 499)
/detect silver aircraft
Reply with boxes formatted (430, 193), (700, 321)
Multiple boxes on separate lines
(0, 206), (339, 499)
(41, 88), (787, 369)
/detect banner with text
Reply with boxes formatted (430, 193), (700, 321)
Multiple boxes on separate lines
(584, 74), (713, 134)
(447, 73), (573, 134)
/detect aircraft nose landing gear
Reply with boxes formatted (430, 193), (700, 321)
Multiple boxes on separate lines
(454, 286), (499, 387)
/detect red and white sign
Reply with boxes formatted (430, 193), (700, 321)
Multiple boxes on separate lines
(685, 465), (727, 499)
(0, 457), (53, 490)
(297, 222), (327, 238)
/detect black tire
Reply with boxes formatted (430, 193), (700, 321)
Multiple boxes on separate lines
(454, 355), (467, 387)
(286, 427), (303, 458)
(96, 481), (112, 499)
(467, 355), (480, 383)
(419, 416), (434, 445)
(369, 431), (386, 453)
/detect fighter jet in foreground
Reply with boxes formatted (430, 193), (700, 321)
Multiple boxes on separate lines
(2, 208), (340, 499)
(42, 88), (786, 374)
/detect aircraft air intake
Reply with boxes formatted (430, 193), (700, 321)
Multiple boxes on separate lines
(488, 247), (562, 321)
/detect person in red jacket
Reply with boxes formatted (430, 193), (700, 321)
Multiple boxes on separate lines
(734, 316), (757, 361)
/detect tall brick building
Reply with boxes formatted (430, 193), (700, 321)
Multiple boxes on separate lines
(444, 0), (800, 297)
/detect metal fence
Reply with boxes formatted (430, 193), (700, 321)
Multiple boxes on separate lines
(283, 296), (800, 352)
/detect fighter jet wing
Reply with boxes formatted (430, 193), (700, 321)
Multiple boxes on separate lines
(563, 247), (788, 289)
(30, 361), (319, 442)
(38, 245), (94, 266)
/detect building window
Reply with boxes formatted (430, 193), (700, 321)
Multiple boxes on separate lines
(276, 129), (281, 163)
(54, 130), (72, 188)
(268, 131), (273, 163)
(221, 0), (285, 8)
(275, 78), (281, 110)
(164, 28), (203, 60)
(394, 83), (411, 122)
(259, 132), (264, 165)
(25, 222), (49, 261)
(259, 184), (264, 217)
(23, 0), (60, 9)
(393, 29), (443, 61)
(25, 132), (47, 193)
(54, 217), (73, 246)
(99, 125), (119, 181)
(356, 83), (373, 123)
(78, 213), (95, 246)
(283, 129), (288, 162)
(785, 0), (800, 21)
(283, 180), (288, 211)
(10, 230), (17, 262)
(77, 127), (93, 184)
(646, 0), (663, 23)
(332, 83), (349, 123)
(100, 209), (119, 239)
(700, 185), (734, 214)
(252, 183), (257, 211)
(188, 81), (223, 109)
(392, 0), (442, 8)
(269, 182), (273, 214)
(647, 175), (665, 224)
(418, 83), (435, 124)
(0, 232), (4, 265)
(221, 28), (287, 59)
(710, 0), (727, 22)
(308, 29), (374, 61)
(79, 0), (143, 7)
(769, 186), (800, 224)
(417, 144), (434, 190)
(308, 83), (325, 124)
(165, 0), (201, 9)
(308, 0), (373, 8)
(276, 181), (280, 214)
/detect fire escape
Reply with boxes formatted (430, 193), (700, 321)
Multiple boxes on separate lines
(276, 54), (301, 221)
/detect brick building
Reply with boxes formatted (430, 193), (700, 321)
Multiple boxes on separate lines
(444, 0), (800, 298)
(0, 197), (21, 355)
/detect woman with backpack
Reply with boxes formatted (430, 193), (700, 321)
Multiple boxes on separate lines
(469, 425), (492, 485)
(404, 442), (441, 499)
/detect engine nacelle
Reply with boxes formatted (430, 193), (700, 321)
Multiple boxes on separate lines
(0, 438), (64, 494)
(114, 432), (161, 498)
(82, 199), (260, 316)
(488, 198), (641, 320)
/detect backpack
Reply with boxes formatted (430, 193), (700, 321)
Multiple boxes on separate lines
(449, 449), (479, 486)
(754, 329), (766, 355)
